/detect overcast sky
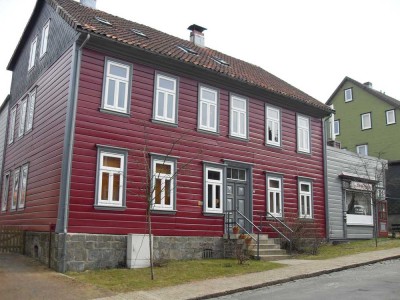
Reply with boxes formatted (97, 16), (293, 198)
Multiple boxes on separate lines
(1, 0), (399, 106)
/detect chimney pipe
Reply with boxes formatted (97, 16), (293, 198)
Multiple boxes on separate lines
(80, 0), (96, 9)
(188, 24), (207, 48)
(363, 82), (372, 88)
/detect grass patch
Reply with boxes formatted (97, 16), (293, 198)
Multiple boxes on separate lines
(299, 238), (400, 260)
(68, 259), (283, 293)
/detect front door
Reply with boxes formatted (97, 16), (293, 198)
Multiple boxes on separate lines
(226, 167), (251, 232)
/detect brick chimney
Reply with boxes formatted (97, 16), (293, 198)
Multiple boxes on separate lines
(188, 24), (207, 48)
(80, 0), (96, 9)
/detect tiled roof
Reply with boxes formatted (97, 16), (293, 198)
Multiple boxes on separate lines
(327, 76), (400, 108)
(50, 0), (330, 113)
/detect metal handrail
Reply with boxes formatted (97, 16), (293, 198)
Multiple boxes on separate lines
(266, 212), (293, 233)
(263, 212), (294, 254)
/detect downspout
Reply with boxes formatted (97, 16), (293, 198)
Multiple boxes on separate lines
(322, 117), (330, 242)
(56, 33), (90, 273)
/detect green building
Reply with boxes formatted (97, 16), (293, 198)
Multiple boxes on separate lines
(326, 76), (400, 162)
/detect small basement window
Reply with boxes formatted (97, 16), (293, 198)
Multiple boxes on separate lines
(211, 56), (230, 66)
(95, 16), (112, 26)
(131, 28), (148, 38)
(177, 45), (198, 55)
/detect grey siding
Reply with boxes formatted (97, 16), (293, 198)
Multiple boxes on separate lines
(0, 101), (9, 181)
(9, 1), (77, 104)
(326, 146), (386, 240)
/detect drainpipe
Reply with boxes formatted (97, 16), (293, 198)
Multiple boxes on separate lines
(56, 33), (90, 273)
(322, 117), (330, 242)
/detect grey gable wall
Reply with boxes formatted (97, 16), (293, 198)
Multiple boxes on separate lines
(10, 1), (78, 104)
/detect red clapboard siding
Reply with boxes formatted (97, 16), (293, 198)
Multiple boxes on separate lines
(68, 48), (326, 237)
(0, 47), (73, 231)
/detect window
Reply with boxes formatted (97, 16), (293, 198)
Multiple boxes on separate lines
(266, 106), (281, 146)
(297, 115), (310, 153)
(18, 165), (29, 209)
(11, 168), (20, 210)
(95, 147), (127, 208)
(230, 95), (248, 139)
(177, 45), (198, 55)
(39, 20), (50, 57)
(361, 113), (371, 130)
(95, 16), (112, 26)
(151, 156), (176, 211)
(198, 85), (218, 133)
(356, 144), (368, 156)
(267, 175), (283, 217)
(8, 107), (17, 144)
(386, 110), (396, 125)
(131, 28), (147, 38)
(211, 56), (230, 66)
(298, 180), (312, 219)
(28, 36), (37, 70)
(344, 88), (353, 102)
(102, 59), (132, 114)
(227, 168), (246, 181)
(204, 165), (223, 214)
(346, 190), (372, 225)
(153, 73), (178, 124)
(1, 172), (10, 212)
(334, 120), (340, 135)
(26, 89), (36, 132)
(18, 98), (28, 138)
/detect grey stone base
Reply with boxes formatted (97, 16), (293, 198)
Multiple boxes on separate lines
(24, 231), (60, 270)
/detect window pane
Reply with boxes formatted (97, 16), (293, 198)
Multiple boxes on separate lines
(239, 169), (246, 180)
(269, 192), (274, 212)
(156, 163), (171, 174)
(233, 99), (245, 110)
(110, 64), (127, 78)
(103, 156), (121, 168)
(216, 185), (221, 208)
(269, 179), (280, 189)
(112, 174), (120, 201)
(299, 118), (308, 128)
(101, 173), (109, 200)
(155, 179), (161, 204)
(301, 183), (310, 192)
(232, 168), (238, 179)
(118, 82), (126, 109)
(107, 79), (116, 106)
(165, 179), (171, 205)
(276, 193), (281, 214)
(227, 168), (232, 179)
(209, 105), (216, 128)
(157, 92), (164, 117)
(306, 196), (310, 215)
(208, 170), (221, 181)
(159, 77), (174, 90)
(239, 113), (245, 135)
(19, 168), (28, 207)
(202, 89), (216, 102)
(268, 109), (278, 119)
(301, 195), (305, 215)
(201, 102), (208, 126)
(274, 124), (279, 142)
(208, 184), (213, 208)
(167, 94), (174, 119)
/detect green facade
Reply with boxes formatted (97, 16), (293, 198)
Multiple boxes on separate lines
(328, 79), (400, 161)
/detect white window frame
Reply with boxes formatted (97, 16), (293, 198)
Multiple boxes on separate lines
(26, 88), (37, 132)
(28, 36), (38, 71)
(266, 106), (281, 146)
(386, 109), (396, 125)
(39, 19), (50, 57)
(8, 106), (17, 145)
(344, 88), (353, 102)
(198, 85), (218, 133)
(267, 175), (283, 218)
(102, 59), (132, 114)
(361, 113), (371, 130)
(11, 168), (20, 211)
(334, 120), (340, 135)
(230, 94), (248, 139)
(95, 149), (127, 208)
(298, 180), (312, 219)
(297, 115), (310, 153)
(356, 144), (368, 156)
(1, 172), (10, 212)
(151, 157), (176, 211)
(17, 164), (29, 209)
(18, 98), (28, 138)
(204, 166), (223, 214)
(154, 73), (178, 124)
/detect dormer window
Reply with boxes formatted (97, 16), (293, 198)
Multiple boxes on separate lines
(211, 56), (230, 66)
(177, 45), (198, 55)
(95, 16), (112, 26)
(131, 28), (148, 38)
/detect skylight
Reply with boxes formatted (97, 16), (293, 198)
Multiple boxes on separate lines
(95, 16), (112, 26)
(211, 56), (229, 66)
(131, 28), (148, 38)
(177, 45), (198, 55)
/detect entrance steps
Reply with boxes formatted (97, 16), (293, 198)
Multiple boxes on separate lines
(247, 235), (291, 261)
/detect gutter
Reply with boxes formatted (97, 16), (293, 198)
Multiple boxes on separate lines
(56, 33), (90, 272)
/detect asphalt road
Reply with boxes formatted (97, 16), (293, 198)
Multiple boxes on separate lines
(213, 259), (400, 300)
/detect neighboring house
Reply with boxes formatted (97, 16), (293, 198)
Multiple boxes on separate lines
(387, 161), (400, 231)
(0, 0), (332, 272)
(326, 145), (387, 240)
(326, 76), (400, 229)
(0, 96), (10, 197)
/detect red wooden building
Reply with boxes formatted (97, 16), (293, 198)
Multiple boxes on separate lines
(0, 0), (332, 271)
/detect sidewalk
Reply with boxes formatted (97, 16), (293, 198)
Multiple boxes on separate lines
(99, 247), (400, 300)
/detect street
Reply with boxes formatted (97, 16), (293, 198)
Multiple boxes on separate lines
(213, 259), (400, 300)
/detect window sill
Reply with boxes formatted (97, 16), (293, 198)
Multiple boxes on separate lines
(151, 209), (177, 215)
(99, 108), (131, 118)
(297, 150), (311, 156)
(265, 143), (282, 150)
(386, 123), (396, 126)
(298, 217), (314, 222)
(94, 205), (126, 211)
(151, 118), (178, 127)
(361, 128), (372, 131)
(203, 212), (224, 217)
(228, 134), (249, 142)
(197, 128), (220, 136)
